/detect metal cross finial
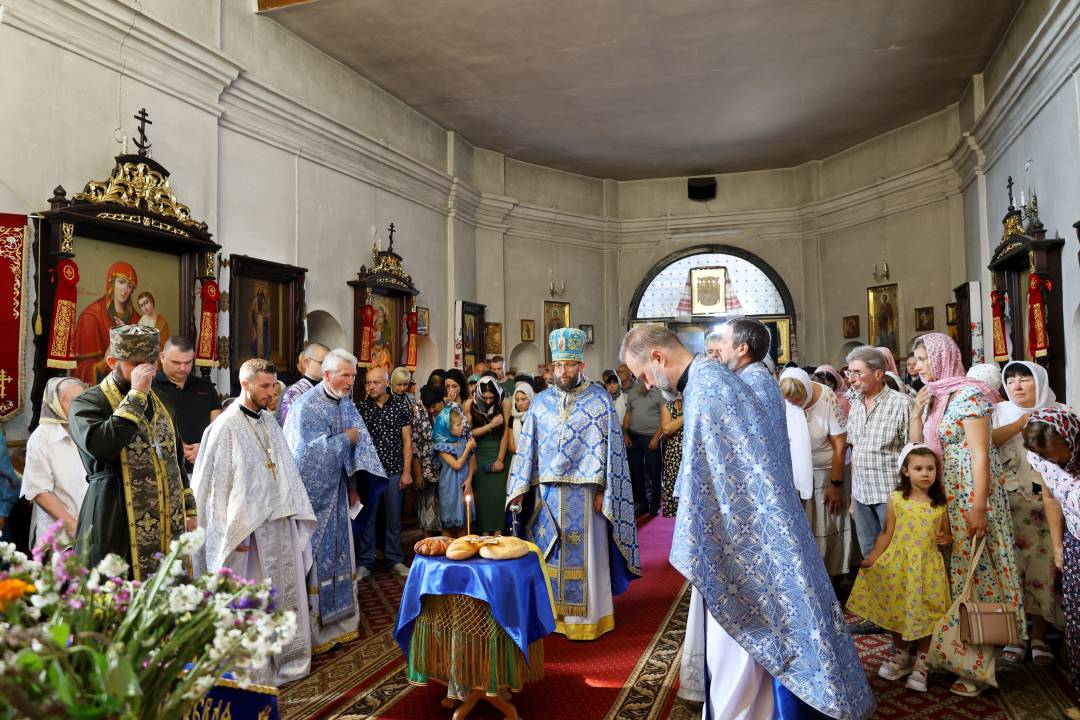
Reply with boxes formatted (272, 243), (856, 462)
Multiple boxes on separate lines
(133, 108), (153, 157)
(387, 223), (396, 253)
(1006, 175), (1015, 208)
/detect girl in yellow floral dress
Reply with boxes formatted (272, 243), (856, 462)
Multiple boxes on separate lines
(847, 443), (952, 692)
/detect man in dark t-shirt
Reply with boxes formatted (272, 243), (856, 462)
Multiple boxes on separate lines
(151, 335), (222, 472)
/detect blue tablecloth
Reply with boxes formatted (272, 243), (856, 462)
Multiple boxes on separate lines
(395, 552), (556, 662)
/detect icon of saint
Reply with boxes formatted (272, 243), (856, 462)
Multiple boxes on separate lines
(74, 261), (141, 383)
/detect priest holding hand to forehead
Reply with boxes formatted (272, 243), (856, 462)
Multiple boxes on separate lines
(191, 358), (317, 685)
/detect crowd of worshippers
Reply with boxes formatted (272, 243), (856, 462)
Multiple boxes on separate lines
(1, 318), (1079, 702)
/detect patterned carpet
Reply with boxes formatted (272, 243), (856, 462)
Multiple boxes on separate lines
(279, 517), (1080, 720)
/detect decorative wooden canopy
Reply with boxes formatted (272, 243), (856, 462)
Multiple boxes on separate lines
(987, 187), (1065, 398)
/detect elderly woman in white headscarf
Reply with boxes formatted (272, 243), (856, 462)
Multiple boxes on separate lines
(780, 367), (852, 579)
(21, 377), (89, 542)
(992, 360), (1066, 665)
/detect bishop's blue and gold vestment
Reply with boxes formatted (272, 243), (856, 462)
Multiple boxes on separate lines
(671, 356), (873, 719)
(507, 380), (641, 640)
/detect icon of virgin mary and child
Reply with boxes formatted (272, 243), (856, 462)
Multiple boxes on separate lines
(74, 262), (169, 383)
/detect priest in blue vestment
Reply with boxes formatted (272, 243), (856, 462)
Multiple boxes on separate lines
(508, 328), (641, 640)
(621, 324), (873, 720)
(282, 348), (385, 654)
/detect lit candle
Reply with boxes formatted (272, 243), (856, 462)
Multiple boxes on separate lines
(464, 493), (472, 538)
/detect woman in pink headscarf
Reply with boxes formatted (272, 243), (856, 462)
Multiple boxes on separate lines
(814, 364), (851, 420)
(909, 333), (1024, 697)
(875, 347), (900, 376)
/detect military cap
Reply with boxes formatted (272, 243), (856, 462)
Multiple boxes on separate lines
(107, 324), (160, 362)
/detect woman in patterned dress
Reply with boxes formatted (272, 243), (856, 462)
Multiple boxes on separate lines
(909, 333), (1025, 697)
(993, 361), (1065, 664)
(659, 396), (683, 517)
(1023, 408), (1080, 697)
(411, 385), (443, 536)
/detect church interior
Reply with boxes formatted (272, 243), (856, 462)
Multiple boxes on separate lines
(1, 0), (1080, 718)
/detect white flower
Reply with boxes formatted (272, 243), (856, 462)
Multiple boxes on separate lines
(167, 584), (203, 615)
(0, 542), (15, 561)
(96, 554), (129, 578)
(30, 592), (59, 609)
(85, 571), (101, 591)
(171, 527), (206, 555)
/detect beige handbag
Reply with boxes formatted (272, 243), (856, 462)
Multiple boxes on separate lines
(958, 537), (1021, 647)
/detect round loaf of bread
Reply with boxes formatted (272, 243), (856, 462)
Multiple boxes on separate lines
(445, 536), (480, 560)
(413, 537), (451, 556)
(478, 536), (529, 560)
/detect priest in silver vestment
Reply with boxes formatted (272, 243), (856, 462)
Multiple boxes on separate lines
(191, 358), (317, 685)
(283, 348), (386, 654)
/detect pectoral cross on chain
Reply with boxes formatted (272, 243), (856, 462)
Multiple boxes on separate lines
(0, 369), (11, 399)
(266, 456), (277, 477)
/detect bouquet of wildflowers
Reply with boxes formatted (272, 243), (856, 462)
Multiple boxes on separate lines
(0, 521), (296, 720)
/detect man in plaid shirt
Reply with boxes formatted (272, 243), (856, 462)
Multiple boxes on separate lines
(845, 346), (914, 556)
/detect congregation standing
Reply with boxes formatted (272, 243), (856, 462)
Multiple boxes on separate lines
(2, 313), (1078, 719)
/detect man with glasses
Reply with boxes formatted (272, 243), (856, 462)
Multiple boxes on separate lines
(277, 341), (329, 424)
(508, 328), (641, 640)
(356, 366), (414, 579)
(844, 346), (914, 559)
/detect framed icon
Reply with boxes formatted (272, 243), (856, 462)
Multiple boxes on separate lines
(521, 318), (535, 343)
(580, 324), (594, 344)
(484, 322), (503, 355)
(842, 315), (860, 339)
(867, 284), (900, 358)
(690, 266), (727, 315)
(945, 302), (957, 326)
(915, 306), (935, 332)
(416, 306), (429, 336)
(543, 301), (571, 362)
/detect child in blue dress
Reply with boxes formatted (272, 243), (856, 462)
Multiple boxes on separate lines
(433, 403), (476, 536)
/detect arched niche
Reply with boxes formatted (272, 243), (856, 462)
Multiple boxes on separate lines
(306, 309), (347, 350)
(508, 342), (542, 377)
(628, 244), (795, 322)
(628, 244), (797, 364)
(415, 336), (438, 384)
(838, 341), (863, 368)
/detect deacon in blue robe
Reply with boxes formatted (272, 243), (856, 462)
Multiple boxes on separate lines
(508, 328), (641, 640)
(282, 350), (385, 654)
(621, 325), (873, 720)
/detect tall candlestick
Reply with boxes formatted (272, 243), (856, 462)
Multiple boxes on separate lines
(465, 493), (472, 537)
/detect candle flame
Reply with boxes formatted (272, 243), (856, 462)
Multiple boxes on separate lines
(465, 494), (472, 503)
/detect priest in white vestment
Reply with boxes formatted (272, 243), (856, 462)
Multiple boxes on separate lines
(191, 358), (317, 685)
(283, 348), (386, 655)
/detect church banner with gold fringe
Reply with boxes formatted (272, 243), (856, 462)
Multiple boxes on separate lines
(0, 214), (29, 421)
(196, 279), (220, 368)
(47, 258), (79, 371)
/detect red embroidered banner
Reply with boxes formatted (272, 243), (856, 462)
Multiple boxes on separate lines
(405, 310), (418, 371)
(990, 290), (1009, 362)
(1027, 274), (1051, 359)
(0, 214), (29, 420)
(47, 258), (79, 371)
(357, 304), (374, 368)
(195, 279), (220, 368)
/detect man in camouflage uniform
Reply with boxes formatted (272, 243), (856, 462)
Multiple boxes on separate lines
(70, 324), (196, 579)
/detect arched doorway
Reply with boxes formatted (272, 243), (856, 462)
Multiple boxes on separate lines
(628, 245), (796, 362)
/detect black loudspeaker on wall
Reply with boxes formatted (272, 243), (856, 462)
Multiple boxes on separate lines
(688, 176), (717, 202)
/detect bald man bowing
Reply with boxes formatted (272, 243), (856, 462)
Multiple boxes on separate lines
(620, 324), (872, 720)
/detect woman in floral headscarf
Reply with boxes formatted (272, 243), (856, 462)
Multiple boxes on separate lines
(1023, 407), (1080, 696)
(909, 333), (1023, 697)
(993, 362), (1065, 664)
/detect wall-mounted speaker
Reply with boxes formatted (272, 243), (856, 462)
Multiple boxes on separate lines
(688, 176), (717, 202)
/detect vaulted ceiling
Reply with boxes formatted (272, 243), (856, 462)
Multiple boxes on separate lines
(260, 0), (1020, 180)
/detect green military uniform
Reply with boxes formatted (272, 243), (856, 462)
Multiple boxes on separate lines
(70, 325), (195, 580)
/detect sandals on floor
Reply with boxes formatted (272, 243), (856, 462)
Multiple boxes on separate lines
(905, 654), (929, 693)
(950, 679), (988, 697)
(1031, 639), (1056, 666)
(1001, 642), (1027, 663)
